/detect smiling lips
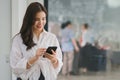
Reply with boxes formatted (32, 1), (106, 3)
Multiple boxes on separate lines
(37, 25), (42, 28)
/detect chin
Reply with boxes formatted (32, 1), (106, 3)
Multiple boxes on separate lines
(38, 28), (43, 32)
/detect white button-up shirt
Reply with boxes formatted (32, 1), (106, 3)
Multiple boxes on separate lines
(81, 30), (94, 47)
(10, 30), (63, 80)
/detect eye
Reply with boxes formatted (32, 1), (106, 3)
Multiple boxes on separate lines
(35, 18), (40, 21)
(42, 17), (46, 21)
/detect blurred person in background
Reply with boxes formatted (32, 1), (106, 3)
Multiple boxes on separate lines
(10, 2), (63, 80)
(79, 23), (94, 73)
(61, 21), (79, 76)
(70, 40), (81, 75)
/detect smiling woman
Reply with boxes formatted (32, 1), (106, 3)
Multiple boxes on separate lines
(33, 11), (47, 37)
(10, 2), (63, 80)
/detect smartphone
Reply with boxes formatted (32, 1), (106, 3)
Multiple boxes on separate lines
(46, 46), (57, 54)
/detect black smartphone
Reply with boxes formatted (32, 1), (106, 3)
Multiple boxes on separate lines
(46, 46), (57, 54)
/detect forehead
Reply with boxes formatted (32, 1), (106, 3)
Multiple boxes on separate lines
(81, 25), (85, 28)
(35, 11), (46, 18)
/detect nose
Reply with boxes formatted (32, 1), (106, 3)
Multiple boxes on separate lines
(38, 19), (42, 24)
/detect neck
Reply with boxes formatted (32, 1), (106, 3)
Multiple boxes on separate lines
(33, 29), (43, 39)
(83, 29), (87, 32)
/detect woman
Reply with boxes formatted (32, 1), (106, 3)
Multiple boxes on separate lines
(61, 21), (79, 75)
(10, 2), (63, 80)
(79, 23), (94, 73)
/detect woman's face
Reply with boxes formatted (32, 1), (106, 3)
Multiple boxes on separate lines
(81, 25), (86, 31)
(33, 11), (46, 33)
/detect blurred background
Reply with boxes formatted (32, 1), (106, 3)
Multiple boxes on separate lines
(0, 0), (120, 80)
(48, 0), (120, 51)
(48, 0), (120, 80)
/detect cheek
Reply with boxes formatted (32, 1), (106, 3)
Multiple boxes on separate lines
(43, 20), (46, 25)
(34, 22), (37, 26)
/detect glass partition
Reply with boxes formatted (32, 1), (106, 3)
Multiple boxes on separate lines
(48, 0), (120, 80)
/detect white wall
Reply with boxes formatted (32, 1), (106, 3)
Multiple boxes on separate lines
(27, 0), (44, 5)
(0, 0), (11, 80)
(12, 0), (27, 38)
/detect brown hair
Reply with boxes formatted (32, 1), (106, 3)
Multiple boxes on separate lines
(83, 23), (89, 29)
(20, 2), (47, 50)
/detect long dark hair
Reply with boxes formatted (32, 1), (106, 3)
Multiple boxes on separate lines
(20, 2), (47, 50)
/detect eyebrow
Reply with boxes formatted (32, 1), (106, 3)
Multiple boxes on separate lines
(35, 17), (46, 19)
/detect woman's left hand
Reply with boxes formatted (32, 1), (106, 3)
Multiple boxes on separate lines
(44, 50), (58, 68)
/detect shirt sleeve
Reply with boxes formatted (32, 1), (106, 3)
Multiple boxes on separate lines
(69, 30), (74, 39)
(10, 36), (28, 76)
(51, 35), (63, 75)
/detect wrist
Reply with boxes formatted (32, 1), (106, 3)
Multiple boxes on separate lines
(51, 59), (58, 64)
(34, 55), (39, 60)
(27, 60), (32, 67)
(27, 56), (38, 66)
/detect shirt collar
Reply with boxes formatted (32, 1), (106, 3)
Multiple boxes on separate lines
(42, 29), (48, 34)
(33, 29), (48, 43)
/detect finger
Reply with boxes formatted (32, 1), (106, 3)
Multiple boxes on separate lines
(39, 48), (46, 51)
(42, 48), (46, 51)
(44, 53), (53, 59)
(37, 50), (45, 56)
(51, 50), (56, 55)
(45, 53), (52, 57)
(42, 49), (46, 53)
(44, 53), (50, 59)
(39, 49), (46, 53)
(40, 48), (46, 49)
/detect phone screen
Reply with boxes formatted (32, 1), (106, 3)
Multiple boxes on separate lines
(46, 46), (57, 54)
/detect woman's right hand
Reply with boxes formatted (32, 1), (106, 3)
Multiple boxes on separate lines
(35, 48), (46, 59)
(27, 48), (46, 69)
(75, 46), (79, 52)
